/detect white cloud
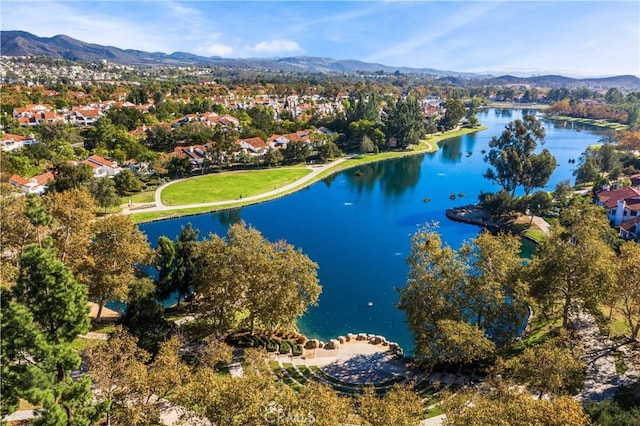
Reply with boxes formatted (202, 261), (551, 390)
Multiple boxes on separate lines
(195, 43), (234, 57)
(250, 39), (302, 54)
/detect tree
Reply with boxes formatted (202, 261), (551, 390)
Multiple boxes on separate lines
(521, 149), (557, 195)
(194, 222), (320, 336)
(264, 147), (284, 167)
(615, 241), (640, 340)
(384, 96), (425, 148)
(360, 135), (376, 154)
(90, 177), (120, 212)
(397, 226), (527, 364)
(122, 278), (172, 354)
(0, 183), (37, 284)
(439, 98), (466, 131)
(166, 156), (193, 178)
(283, 140), (311, 164)
(433, 320), (496, 366)
(317, 140), (342, 162)
(87, 215), (152, 321)
(113, 168), (143, 196)
(483, 115), (556, 195)
(51, 162), (94, 192)
(144, 124), (174, 152)
(357, 384), (424, 426)
(85, 327), (151, 425)
(168, 224), (200, 306)
(443, 379), (590, 426)
(526, 202), (617, 327)
(45, 187), (97, 277)
(2, 243), (105, 424)
(86, 332), (189, 426)
(504, 333), (585, 397)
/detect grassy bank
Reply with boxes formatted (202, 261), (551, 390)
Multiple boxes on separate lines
(161, 167), (311, 205)
(481, 102), (549, 110)
(131, 127), (486, 223)
(544, 115), (628, 131)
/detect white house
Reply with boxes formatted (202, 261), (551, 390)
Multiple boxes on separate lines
(80, 155), (122, 177)
(9, 172), (55, 194)
(1, 133), (39, 152)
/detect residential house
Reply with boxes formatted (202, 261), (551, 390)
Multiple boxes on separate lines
(268, 129), (317, 150)
(619, 218), (640, 241)
(596, 186), (640, 239)
(9, 172), (55, 194)
(1, 133), (39, 151)
(81, 154), (122, 177)
(68, 106), (102, 125)
(12, 104), (60, 126)
(169, 145), (208, 169)
(236, 137), (267, 157)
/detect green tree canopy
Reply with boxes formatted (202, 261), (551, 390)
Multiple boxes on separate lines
(483, 115), (557, 195)
(2, 243), (105, 424)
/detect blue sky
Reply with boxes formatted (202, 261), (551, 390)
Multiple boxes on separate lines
(2, 1), (639, 77)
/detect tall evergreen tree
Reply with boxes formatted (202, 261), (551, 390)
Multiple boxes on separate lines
(2, 242), (106, 424)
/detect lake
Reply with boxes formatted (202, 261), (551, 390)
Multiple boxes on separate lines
(139, 109), (608, 352)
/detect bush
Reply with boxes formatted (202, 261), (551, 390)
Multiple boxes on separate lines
(266, 339), (279, 352)
(279, 340), (291, 354)
(292, 343), (303, 356)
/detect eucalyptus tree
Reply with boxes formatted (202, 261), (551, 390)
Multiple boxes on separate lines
(483, 115), (557, 195)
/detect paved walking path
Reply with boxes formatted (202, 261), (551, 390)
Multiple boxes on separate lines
(122, 156), (352, 215)
(573, 311), (640, 402)
(229, 349), (245, 379)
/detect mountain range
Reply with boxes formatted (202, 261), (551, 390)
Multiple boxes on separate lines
(2, 30), (639, 90)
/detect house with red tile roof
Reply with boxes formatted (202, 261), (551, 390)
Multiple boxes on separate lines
(68, 106), (102, 125)
(596, 186), (640, 240)
(619, 217), (640, 241)
(9, 172), (55, 194)
(236, 137), (267, 156)
(168, 145), (209, 169)
(12, 104), (60, 127)
(80, 155), (122, 177)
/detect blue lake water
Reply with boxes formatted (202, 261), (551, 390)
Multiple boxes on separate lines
(139, 109), (608, 353)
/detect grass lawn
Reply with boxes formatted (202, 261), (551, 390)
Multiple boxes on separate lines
(120, 190), (155, 205)
(598, 304), (632, 339)
(161, 168), (311, 205)
(523, 227), (546, 243)
(507, 315), (563, 358)
(546, 115), (628, 131)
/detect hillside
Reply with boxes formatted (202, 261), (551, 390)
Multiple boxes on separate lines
(2, 30), (639, 89)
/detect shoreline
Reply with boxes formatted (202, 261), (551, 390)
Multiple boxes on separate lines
(131, 126), (487, 224)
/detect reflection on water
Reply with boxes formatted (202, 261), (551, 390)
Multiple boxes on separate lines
(343, 155), (424, 198)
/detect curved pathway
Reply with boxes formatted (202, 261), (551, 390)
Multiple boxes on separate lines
(122, 156), (351, 215)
